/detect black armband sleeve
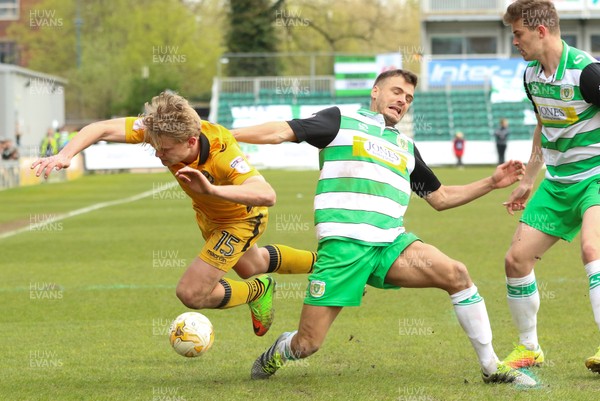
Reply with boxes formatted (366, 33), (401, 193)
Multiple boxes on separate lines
(410, 145), (442, 198)
(524, 72), (538, 114)
(580, 63), (600, 107)
(287, 107), (341, 148)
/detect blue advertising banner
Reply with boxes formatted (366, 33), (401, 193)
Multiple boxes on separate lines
(427, 59), (528, 87)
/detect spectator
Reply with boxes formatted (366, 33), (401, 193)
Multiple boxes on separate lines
(40, 128), (58, 157)
(15, 123), (22, 146)
(68, 128), (80, 144)
(0, 138), (19, 160)
(57, 127), (70, 151)
(493, 118), (510, 164)
(453, 131), (465, 167)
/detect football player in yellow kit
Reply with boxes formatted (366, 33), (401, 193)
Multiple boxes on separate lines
(32, 92), (316, 336)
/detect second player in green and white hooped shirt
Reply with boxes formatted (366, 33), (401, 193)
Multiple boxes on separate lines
(287, 106), (442, 246)
(524, 40), (600, 183)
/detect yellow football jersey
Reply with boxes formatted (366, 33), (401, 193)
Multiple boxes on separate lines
(125, 117), (267, 227)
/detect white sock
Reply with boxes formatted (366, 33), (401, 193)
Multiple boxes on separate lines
(451, 285), (498, 375)
(506, 271), (539, 350)
(585, 260), (600, 331)
(275, 330), (299, 361)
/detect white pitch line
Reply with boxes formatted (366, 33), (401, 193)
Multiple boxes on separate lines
(0, 181), (179, 240)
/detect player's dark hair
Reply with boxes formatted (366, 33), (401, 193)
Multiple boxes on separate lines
(373, 69), (418, 88)
(503, 0), (560, 34)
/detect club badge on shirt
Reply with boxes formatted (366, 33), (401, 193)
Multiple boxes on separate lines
(560, 84), (574, 101)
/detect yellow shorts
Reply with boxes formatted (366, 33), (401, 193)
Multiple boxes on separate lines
(197, 211), (268, 272)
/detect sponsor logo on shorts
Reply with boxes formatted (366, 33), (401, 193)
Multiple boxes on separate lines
(206, 249), (227, 264)
(309, 280), (326, 298)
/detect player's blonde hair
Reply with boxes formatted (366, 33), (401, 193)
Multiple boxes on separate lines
(142, 92), (201, 150)
(503, 0), (560, 35)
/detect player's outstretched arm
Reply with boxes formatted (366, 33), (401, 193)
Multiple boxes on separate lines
(503, 119), (544, 215)
(31, 118), (128, 179)
(424, 160), (525, 211)
(231, 122), (297, 144)
(175, 167), (276, 207)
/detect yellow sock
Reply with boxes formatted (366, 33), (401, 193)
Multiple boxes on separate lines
(264, 244), (317, 274)
(217, 277), (266, 309)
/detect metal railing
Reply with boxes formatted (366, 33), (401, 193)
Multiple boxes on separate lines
(0, 160), (19, 190)
(218, 76), (335, 98)
(424, 0), (600, 14)
(424, 0), (501, 12)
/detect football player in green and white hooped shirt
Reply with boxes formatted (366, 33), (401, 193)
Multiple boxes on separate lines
(233, 69), (538, 386)
(502, 0), (600, 374)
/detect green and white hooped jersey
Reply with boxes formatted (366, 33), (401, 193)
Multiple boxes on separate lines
(525, 41), (600, 183)
(314, 109), (415, 245)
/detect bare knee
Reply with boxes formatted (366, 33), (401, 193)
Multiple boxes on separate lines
(234, 248), (270, 279)
(505, 248), (534, 277)
(581, 240), (600, 265)
(176, 283), (211, 309)
(441, 261), (472, 293)
(233, 260), (254, 279)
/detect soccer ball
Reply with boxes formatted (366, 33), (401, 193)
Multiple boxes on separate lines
(169, 312), (214, 357)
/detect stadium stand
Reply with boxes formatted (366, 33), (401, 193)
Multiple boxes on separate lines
(217, 78), (369, 129)
(412, 89), (534, 141)
(215, 78), (534, 142)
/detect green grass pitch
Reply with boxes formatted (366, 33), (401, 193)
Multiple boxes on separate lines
(0, 167), (597, 400)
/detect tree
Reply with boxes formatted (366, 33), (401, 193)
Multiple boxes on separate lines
(10, 0), (226, 119)
(225, 0), (284, 77)
(274, 0), (421, 75)
(9, 0), (423, 119)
